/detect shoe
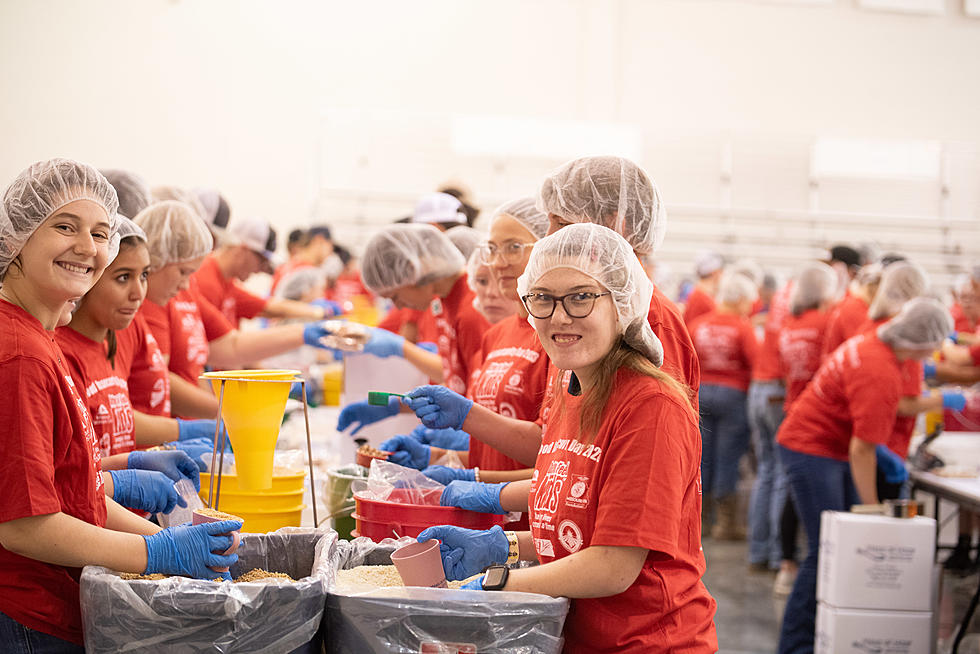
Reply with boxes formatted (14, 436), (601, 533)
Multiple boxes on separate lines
(773, 566), (797, 597)
(748, 561), (774, 574)
(710, 495), (746, 541)
(944, 537), (974, 572)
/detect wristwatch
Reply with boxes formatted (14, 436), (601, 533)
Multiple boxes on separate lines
(481, 564), (509, 591)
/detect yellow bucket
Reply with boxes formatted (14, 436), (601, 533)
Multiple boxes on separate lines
(231, 505), (305, 533)
(199, 472), (306, 511)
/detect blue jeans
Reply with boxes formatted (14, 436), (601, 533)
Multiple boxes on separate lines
(0, 611), (84, 654)
(747, 380), (787, 568)
(777, 445), (859, 654)
(699, 383), (751, 498)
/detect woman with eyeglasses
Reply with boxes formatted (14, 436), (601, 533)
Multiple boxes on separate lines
(405, 224), (717, 653)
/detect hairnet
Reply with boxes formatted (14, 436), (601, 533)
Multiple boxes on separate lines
(855, 262), (884, 287)
(275, 267), (326, 301)
(361, 224), (465, 295)
(465, 248), (485, 290)
(789, 263), (838, 316)
(490, 197), (549, 240)
(867, 261), (928, 321)
(1, 158), (120, 280)
(537, 156), (665, 255)
(694, 250), (724, 278)
(115, 215), (147, 243)
(151, 186), (207, 222)
(134, 201), (213, 271)
(517, 223), (662, 367)
(877, 297), (952, 352)
(717, 271), (759, 305)
(730, 258), (763, 286)
(445, 225), (483, 261)
(100, 169), (150, 220)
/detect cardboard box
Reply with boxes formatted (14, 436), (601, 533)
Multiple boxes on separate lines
(815, 603), (932, 654)
(817, 511), (935, 611)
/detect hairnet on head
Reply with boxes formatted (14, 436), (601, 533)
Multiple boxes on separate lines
(877, 297), (952, 352)
(115, 215), (147, 243)
(275, 267), (326, 301)
(1, 158), (119, 280)
(361, 224), (465, 295)
(517, 223), (663, 367)
(465, 248), (485, 290)
(152, 186), (207, 223)
(445, 225), (483, 261)
(730, 259), (763, 286)
(491, 197), (549, 240)
(717, 271), (759, 305)
(694, 250), (724, 278)
(100, 169), (151, 220)
(867, 261), (928, 322)
(789, 262), (838, 316)
(537, 156), (665, 256)
(855, 262), (884, 287)
(134, 201), (213, 271)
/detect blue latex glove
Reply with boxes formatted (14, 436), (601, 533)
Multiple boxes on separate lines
(337, 398), (399, 435)
(172, 437), (228, 473)
(412, 425), (470, 450)
(440, 480), (508, 514)
(109, 469), (184, 514)
(363, 327), (405, 358)
(176, 418), (218, 443)
(129, 450), (201, 491)
(943, 391), (967, 411)
(312, 298), (343, 317)
(379, 434), (432, 470)
(416, 525), (509, 581)
(289, 380), (314, 403)
(417, 341), (438, 354)
(422, 465), (476, 485)
(303, 322), (333, 348)
(143, 520), (243, 581)
(875, 445), (909, 485)
(404, 385), (474, 430)
(923, 361), (937, 381)
(949, 331), (959, 344)
(462, 575), (485, 591)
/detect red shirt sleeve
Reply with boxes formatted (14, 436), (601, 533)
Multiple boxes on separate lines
(194, 291), (234, 342)
(231, 283), (268, 321)
(741, 318), (759, 371)
(844, 356), (901, 446)
(970, 342), (980, 366)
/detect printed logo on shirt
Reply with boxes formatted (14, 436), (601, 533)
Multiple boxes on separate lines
(565, 475), (590, 509)
(503, 371), (524, 395)
(430, 298), (443, 316)
(109, 392), (134, 438)
(538, 437), (603, 463)
(473, 361), (511, 405)
(558, 519), (584, 553)
(151, 378), (167, 410)
(534, 538), (555, 557)
(532, 459), (568, 516)
(497, 401), (517, 419)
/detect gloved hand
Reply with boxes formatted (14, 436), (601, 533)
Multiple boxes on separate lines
(943, 390), (967, 411)
(416, 525), (509, 581)
(440, 480), (507, 514)
(422, 465), (476, 485)
(949, 331), (959, 344)
(363, 327), (405, 358)
(129, 450), (201, 491)
(412, 425), (470, 450)
(143, 520), (243, 581)
(289, 380), (314, 403)
(417, 341), (438, 354)
(109, 469), (184, 514)
(923, 361), (937, 381)
(303, 321), (333, 349)
(172, 437), (228, 473)
(875, 444), (909, 485)
(404, 385), (474, 430)
(312, 298), (343, 318)
(379, 434), (432, 470)
(337, 398), (400, 435)
(462, 576), (485, 590)
(176, 418), (218, 443)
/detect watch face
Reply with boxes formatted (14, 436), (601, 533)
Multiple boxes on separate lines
(483, 566), (507, 589)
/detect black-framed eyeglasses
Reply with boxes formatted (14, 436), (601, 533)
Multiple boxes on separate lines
(478, 241), (532, 265)
(520, 292), (611, 319)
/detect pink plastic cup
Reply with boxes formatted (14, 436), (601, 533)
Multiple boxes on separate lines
(391, 539), (448, 588)
(192, 509), (243, 574)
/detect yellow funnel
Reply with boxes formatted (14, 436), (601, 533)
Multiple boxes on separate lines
(201, 370), (299, 491)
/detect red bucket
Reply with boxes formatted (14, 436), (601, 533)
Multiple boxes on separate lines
(352, 488), (505, 541)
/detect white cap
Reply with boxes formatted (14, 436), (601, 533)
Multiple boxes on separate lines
(412, 192), (467, 226)
(227, 216), (277, 260)
(694, 249), (724, 278)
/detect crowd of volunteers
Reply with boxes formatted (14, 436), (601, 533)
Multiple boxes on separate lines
(0, 154), (977, 653)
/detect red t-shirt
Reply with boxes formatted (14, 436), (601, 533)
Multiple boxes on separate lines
(971, 342), (980, 366)
(377, 307), (439, 343)
(689, 311), (758, 392)
(432, 275), (490, 395)
(683, 286), (715, 327)
(528, 368), (717, 653)
(270, 258), (312, 295)
(168, 288), (233, 385)
(753, 282), (793, 382)
(778, 333), (901, 462)
(777, 309), (829, 409)
(821, 294), (869, 359)
(0, 300), (107, 645)
(118, 314), (172, 417)
(887, 359), (922, 458)
(55, 327), (136, 457)
(191, 255), (268, 326)
(950, 303), (977, 333)
(327, 271), (372, 306)
(649, 286), (701, 400)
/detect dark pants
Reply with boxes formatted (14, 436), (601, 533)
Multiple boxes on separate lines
(0, 611), (84, 654)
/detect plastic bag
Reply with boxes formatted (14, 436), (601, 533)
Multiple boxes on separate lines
(81, 528), (337, 653)
(324, 537), (568, 653)
(157, 478), (204, 528)
(352, 460), (445, 505)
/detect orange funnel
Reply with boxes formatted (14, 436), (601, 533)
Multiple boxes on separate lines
(201, 370), (299, 491)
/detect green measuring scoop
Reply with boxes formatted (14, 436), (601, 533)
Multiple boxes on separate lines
(367, 391), (406, 406)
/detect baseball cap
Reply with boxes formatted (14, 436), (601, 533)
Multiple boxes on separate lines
(227, 216), (278, 263)
(412, 192), (467, 226)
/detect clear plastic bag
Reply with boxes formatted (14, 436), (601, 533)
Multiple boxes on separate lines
(319, 320), (368, 352)
(352, 460), (445, 505)
(156, 478), (204, 528)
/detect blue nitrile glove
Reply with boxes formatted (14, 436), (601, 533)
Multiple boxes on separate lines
(109, 469), (184, 514)
(303, 322), (332, 348)
(171, 437), (229, 473)
(422, 465), (476, 485)
(416, 525), (509, 581)
(417, 341), (438, 354)
(404, 385), (474, 430)
(176, 418), (218, 443)
(379, 434), (432, 470)
(143, 520), (243, 581)
(129, 450), (201, 491)
(943, 390), (967, 411)
(876, 445), (909, 485)
(337, 398), (399, 435)
(462, 576), (485, 590)
(440, 480), (508, 514)
(289, 380), (314, 403)
(363, 327), (405, 358)
(923, 361), (937, 381)
(312, 298), (342, 318)
(949, 331), (959, 344)
(412, 425), (470, 450)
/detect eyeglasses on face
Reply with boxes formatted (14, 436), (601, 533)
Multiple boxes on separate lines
(520, 291), (611, 319)
(478, 241), (532, 265)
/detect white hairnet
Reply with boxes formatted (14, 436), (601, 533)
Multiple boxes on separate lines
(1, 158), (120, 281)
(694, 250), (724, 278)
(275, 267), (326, 301)
(134, 201), (213, 271)
(361, 224), (465, 295)
(491, 197), (549, 240)
(877, 297), (952, 352)
(867, 261), (928, 322)
(717, 271), (759, 305)
(517, 223), (663, 366)
(465, 248), (485, 290)
(537, 156), (665, 255)
(789, 263), (838, 316)
(855, 262), (884, 288)
(151, 186), (207, 222)
(100, 169), (150, 220)
(730, 258), (763, 286)
(115, 215), (147, 244)
(445, 225), (483, 261)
